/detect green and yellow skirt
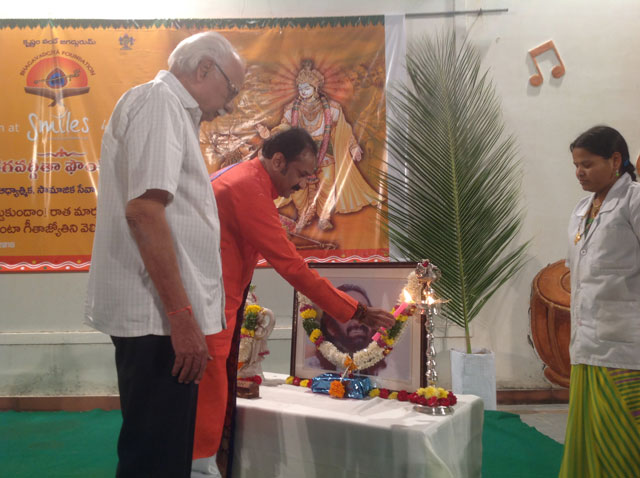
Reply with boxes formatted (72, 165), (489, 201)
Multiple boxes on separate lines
(559, 364), (640, 477)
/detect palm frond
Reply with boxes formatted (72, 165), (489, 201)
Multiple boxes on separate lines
(381, 32), (529, 353)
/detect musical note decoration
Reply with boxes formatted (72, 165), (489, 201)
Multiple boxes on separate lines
(528, 40), (565, 87)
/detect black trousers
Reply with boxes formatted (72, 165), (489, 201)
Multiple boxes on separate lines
(111, 335), (199, 478)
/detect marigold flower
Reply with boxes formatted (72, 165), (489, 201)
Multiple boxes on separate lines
(427, 396), (438, 407)
(369, 388), (381, 398)
(416, 387), (428, 398)
(423, 386), (437, 398)
(397, 390), (409, 402)
(396, 314), (408, 322)
(245, 304), (262, 316)
(343, 357), (357, 371)
(240, 327), (255, 337)
(300, 379), (309, 388)
(309, 329), (322, 343)
(379, 388), (390, 399)
(301, 309), (317, 320)
(329, 380), (345, 398)
(437, 387), (448, 399)
(389, 392), (399, 400)
(293, 377), (301, 386)
(285, 376), (294, 385)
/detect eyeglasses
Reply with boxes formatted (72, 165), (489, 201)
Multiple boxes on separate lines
(214, 62), (239, 100)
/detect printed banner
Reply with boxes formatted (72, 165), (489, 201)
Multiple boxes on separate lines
(0, 17), (395, 272)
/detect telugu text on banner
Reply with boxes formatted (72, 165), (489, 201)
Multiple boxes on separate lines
(0, 17), (393, 271)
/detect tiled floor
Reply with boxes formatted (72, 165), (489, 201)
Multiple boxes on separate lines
(498, 404), (569, 443)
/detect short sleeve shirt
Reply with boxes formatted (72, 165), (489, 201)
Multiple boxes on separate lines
(85, 70), (225, 337)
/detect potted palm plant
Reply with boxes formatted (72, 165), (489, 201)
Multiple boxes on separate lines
(381, 32), (529, 409)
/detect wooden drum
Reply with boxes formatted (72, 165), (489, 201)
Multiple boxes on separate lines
(530, 260), (571, 388)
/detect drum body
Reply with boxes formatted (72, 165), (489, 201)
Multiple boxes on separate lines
(530, 260), (571, 388)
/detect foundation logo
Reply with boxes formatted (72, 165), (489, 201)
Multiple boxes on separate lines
(24, 57), (90, 107)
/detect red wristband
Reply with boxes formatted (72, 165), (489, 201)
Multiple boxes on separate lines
(167, 305), (192, 317)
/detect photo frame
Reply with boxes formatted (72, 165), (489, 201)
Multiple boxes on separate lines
(290, 262), (425, 391)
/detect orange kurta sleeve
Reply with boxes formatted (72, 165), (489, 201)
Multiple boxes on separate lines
(235, 178), (357, 323)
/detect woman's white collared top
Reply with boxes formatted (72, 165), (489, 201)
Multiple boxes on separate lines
(566, 173), (640, 369)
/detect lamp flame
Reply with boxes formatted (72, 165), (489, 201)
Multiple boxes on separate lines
(423, 288), (437, 305)
(402, 289), (413, 303)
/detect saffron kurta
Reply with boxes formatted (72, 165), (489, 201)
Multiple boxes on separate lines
(193, 157), (357, 462)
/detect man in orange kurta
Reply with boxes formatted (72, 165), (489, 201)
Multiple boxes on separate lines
(191, 128), (395, 477)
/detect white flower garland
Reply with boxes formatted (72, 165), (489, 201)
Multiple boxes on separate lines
(298, 271), (422, 373)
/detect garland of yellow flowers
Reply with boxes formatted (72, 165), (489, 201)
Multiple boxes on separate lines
(238, 304), (262, 368)
(285, 375), (458, 406)
(297, 271), (423, 375)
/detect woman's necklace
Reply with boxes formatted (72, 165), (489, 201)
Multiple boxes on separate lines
(574, 197), (603, 244)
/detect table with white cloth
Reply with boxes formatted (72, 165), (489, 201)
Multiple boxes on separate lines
(232, 373), (484, 478)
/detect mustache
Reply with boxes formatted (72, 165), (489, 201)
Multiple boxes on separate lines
(346, 323), (370, 334)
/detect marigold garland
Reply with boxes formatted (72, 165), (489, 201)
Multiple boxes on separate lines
(297, 271), (423, 374)
(285, 375), (458, 407)
(238, 303), (263, 363)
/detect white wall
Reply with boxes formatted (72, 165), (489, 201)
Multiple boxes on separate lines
(2, 0), (638, 395)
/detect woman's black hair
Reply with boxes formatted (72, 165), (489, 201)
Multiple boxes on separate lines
(262, 127), (318, 164)
(570, 125), (636, 181)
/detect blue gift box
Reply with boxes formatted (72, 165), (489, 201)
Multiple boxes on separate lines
(311, 372), (372, 399)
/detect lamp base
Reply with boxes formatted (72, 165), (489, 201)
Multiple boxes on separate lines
(413, 405), (454, 416)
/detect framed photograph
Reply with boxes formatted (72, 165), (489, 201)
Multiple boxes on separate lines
(290, 262), (425, 391)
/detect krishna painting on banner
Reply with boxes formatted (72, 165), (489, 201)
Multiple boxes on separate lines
(0, 17), (389, 271)
(199, 18), (389, 264)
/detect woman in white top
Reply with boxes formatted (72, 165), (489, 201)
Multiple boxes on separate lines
(560, 125), (640, 478)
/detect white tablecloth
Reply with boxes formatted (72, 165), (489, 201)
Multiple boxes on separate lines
(232, 373), (483, 478)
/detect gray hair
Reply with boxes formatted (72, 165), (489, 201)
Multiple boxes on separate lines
(168, 31), (238, 74)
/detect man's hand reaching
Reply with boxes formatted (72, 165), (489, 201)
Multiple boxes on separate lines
(360, 307), (396, 331)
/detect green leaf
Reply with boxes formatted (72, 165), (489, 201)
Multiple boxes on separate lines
(381, 32), (529, 353)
